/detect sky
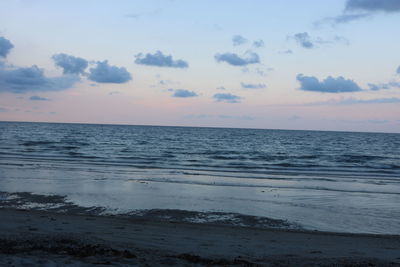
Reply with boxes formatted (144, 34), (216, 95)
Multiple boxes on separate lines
(0, 0), (400, 133)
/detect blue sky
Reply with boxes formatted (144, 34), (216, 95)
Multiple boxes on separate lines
(0, 0), (400, 132)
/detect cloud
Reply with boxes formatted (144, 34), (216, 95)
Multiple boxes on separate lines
(293, 32), (314, 49)
(184, 114), (255, 120)
(316, 0), (400, 27)
(287, 32), (350, 47)
(296, 74), (363, 93)
(288, 115), (302, 121)
(345, 0), (400, 13)
(218, 115), (255, 120)
(213, 93), (242, 103)
(88, 61), (132, 83)
(312, 35), (349, 46)
(159, 80), (171, 85)
(232, 35), (247, 46)
(253, 40), (265, 48)
(339, 97), (400, 104)
(316, 13), (371, 26)
(300, 97), (400, 106)
(0, 37), (14, 58)
(241, 82), (266, 89)
(368, 81), (400, 91)
(280, 49), (293, 54)
(366, 119), (390, 124)
(0, 63), (79, 93)
(214, 52), (260, 66)
(30, 95), (49, 101)
(397, 66), (400, 74)
(184, 114), (214, 119)
(242, 66), (272, 77)
(171, 89), (198, 98)
(135, 51), (188, 68)
(52, 53), (88, 75)
(0, 107), (8, 112)
(216, 86), (225, 90)
(292, 33), (346, 48)
(108, 91), (120, 95)
(124, 7), (164, 19)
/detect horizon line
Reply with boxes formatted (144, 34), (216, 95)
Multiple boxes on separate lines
(0, 120), (398, 135)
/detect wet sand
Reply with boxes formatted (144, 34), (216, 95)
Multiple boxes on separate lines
(0, 209), (399, 266)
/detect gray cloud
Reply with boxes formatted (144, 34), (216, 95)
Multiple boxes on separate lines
(184, 114), (255, 120)
(316, 0), (400, 27)
(316, 13), (371, 26)
(135, 51), (188, 68)
(339, 97), (400, 104)
(216, 86), (225, 90)
(88, 61), (132, 83)
(0, 37), (14, 58)
(30, 95), (49, 101)
(346, 0), (400, 13)
(218, 115), (255, 120)
(332, 13), (371, 23)
(253, 40), (265, 48)
(0, 107), (8, 112)
(296, 74), (363, 93)
(171, 89), (198, 98)
(184, 114), (214, 119)
(311, 35), (350, 46)
(214, 52), (260, 66)
(0, 62), (79, 93)
(292, 34), (347, 48)
(366, 119), (390, 124)
(288, 115), (302, 121)
(232, 35), (247, 46)
(368, 81), (400, 91)
(293, 32), (314, 49)
(397, 66), (400, 74)
(280, 49), (293, 54)
(300, 97), (400, 106)
(108, 91), (120, 95)
(242, 66), (271, 77)
(241, 82), (266, 89)
(159, 80), (171, 85)
(213, 93), (242, 103)
(52, 53), (88, 75)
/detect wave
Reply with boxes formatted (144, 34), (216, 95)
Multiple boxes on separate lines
(1, 153), (400, 180)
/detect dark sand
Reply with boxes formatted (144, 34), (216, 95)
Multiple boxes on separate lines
(0, 209), (399, 266)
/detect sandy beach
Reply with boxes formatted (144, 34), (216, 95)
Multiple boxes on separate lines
(1, 209), (399, 266)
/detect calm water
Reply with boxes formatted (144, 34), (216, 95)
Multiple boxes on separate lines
(0, 121), (399, 234)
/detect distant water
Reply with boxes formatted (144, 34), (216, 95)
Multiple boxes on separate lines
(0, 121), (399, 234)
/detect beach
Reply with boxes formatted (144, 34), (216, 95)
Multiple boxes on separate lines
(1, 123), (400, 266)
(1, 209), (399, 266)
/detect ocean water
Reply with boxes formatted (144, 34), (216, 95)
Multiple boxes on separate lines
(0, 121), (399, 234)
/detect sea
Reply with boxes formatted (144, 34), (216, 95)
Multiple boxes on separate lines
(0, 121), (399, 234)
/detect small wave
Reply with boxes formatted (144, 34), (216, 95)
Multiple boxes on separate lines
(210, 155), (247, 160)
(336, 154), (392, 164)
(22, 141), (56, 146)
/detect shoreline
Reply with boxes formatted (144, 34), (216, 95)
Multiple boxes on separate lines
(1, 208), (399, 266)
